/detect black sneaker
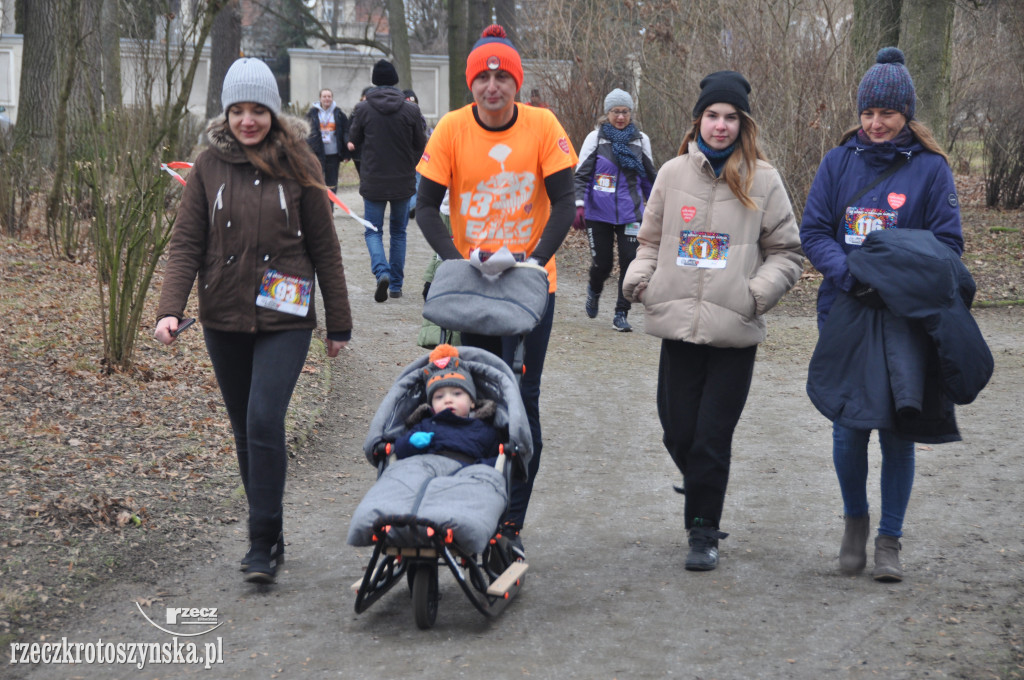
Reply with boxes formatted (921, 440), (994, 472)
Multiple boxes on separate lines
(389, 289), (402, 299)
(585, 286), (600, 319)
(487, 522), (525, 573)
(240, 534), (284, 572)
(374, 274), (390, 303)
(685, 527), (728, 571)
(612, 311), (632, 332)
(244, 550), (277, 584)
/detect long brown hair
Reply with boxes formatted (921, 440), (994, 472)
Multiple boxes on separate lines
(233, 115), (327, 190)
(678, 109), (767, 210)
(838, 119), (949, 165)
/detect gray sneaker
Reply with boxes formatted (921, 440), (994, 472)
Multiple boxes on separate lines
(612, 311), (632, 332)
(685, 527), (728, 571)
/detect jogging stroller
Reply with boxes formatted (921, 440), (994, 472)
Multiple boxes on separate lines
(348, 253), (549, 629)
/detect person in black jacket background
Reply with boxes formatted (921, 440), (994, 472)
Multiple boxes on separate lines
(306, 88), (349, 196)
(346, 60), (428, 303)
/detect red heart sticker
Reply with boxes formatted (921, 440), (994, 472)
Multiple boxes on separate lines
(887, 193), (906, 209)
(681, 206), (697, 222)
(433, 357), (450, 369)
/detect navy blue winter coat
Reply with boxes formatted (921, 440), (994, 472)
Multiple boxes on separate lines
(392, 403), (501, 465)
(800, 133), (964, 330)
(806, 229), (992, 443)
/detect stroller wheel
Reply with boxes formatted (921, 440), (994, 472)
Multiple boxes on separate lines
(412, 564), (439, 629)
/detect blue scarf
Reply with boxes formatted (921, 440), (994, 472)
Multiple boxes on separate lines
(697, 136), (736, 177)
(600, 122), (647, 179)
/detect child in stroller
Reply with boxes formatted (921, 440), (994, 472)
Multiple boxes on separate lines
(347, 343), (533, 628)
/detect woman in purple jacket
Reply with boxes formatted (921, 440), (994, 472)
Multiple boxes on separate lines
(800, 48), (964, 583)
(573, 88), (657, 332)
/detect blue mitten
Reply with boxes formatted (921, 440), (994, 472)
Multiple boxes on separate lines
(409, 431), (434, 449)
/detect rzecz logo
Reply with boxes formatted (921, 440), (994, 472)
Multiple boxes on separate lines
(136, 603), (223, 636)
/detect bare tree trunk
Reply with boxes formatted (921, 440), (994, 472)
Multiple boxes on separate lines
(14, 0), (60, 162)
(901, 0), (954, 148)
(852, 0), (901, 75)
(469, 0), (490, 38)
(494, 0), (516, 44)
(206, 0), (241, 120)
(330, 0), (340, 49)
(385, 0), (412, 88)
(100, 0), (122, 110)
(448, 0), (470, 110)
(70, 0), (104, 126)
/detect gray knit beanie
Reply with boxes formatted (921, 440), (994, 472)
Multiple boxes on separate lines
(857, 47), (916, 119)
(221, 58), (281, 117)
(604, 88), (633, 113)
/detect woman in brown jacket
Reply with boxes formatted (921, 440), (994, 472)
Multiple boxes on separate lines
(154, 58), (353, 584)
(623, 71), (803, 571)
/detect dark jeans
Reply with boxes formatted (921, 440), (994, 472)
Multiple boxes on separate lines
(320, 153), (341, 193)
(204, 328), (312, 547)
(586, 220), (638, 314)
(657, 339), (757, 530)
(461, 292), (556, 529)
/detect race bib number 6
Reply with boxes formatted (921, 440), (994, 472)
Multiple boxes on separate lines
(256, 269), (312, 317)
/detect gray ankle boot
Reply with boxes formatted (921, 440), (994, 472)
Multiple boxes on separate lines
(872, 534), (903, 582)
(839, 514), (870, 574)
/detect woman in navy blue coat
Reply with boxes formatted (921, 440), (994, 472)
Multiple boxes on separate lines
(799, 48), (964, 583)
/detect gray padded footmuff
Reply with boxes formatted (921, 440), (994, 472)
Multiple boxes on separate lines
(347, 454), (508, 555)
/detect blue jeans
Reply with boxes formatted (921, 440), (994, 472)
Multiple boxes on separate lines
(363, 196), (411, 292)
(203, 328), (312, 546)
(462, 292), (556, 529)
(832, 423), (915, 537)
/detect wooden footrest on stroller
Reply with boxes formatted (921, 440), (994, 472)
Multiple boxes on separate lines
(486, 561), (529, 596)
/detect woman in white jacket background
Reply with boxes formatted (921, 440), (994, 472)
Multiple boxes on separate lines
(623, 71), (803, 571)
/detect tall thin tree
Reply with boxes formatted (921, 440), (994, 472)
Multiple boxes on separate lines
(207, 0), (241, 120)
(901, 0), (955, 148)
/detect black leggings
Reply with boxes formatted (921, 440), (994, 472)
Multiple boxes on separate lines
(586, 220), (638, 314)
(204, 328), (312, 546)
(657, 339), (757, 530)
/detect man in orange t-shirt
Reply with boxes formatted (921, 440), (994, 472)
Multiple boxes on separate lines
(415, 24), (577, 558)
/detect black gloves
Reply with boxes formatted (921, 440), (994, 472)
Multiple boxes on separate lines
(850, 282), (885, 309)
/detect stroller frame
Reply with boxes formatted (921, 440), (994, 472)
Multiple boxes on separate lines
(351, 261), (548, 629)
(351, 346), (536, 629)
(351, 496), (528, 629)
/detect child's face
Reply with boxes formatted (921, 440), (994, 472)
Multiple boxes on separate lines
(431, 386), (474, 417)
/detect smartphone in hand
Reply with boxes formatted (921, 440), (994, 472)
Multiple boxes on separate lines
(170, 317), (196, 337)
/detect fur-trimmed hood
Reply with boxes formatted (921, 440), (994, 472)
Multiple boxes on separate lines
(204, 113), (311, 161)
(405, 399), (497, 428)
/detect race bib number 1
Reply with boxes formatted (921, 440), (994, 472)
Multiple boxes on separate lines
(677, 231), (729, 269)
(256, 269), (312, 317)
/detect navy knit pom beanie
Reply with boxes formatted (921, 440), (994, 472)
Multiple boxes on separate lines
(857, 47), (916, 119)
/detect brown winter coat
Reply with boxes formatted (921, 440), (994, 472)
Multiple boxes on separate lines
(157, 115), (352, 336)
(622, 142), (803, 348)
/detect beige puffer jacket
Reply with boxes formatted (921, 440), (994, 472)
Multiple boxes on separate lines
(622, 142), (803, 348)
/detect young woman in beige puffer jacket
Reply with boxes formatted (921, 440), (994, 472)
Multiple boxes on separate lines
(622, 70), (803, 572)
